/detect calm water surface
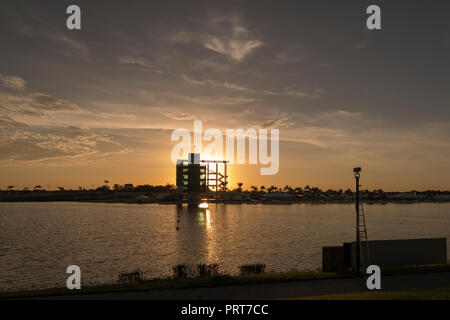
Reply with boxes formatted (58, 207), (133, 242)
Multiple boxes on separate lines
(0, 202), (449, 291)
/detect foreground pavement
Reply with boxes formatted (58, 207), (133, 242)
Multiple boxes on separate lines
(36, 272), (450, 300)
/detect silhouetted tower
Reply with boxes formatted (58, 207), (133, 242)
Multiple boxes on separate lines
(176, 153), (229, 206)
(176, 153), (206, 206)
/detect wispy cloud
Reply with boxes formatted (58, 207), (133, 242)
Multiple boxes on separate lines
(181, 75), (254, 93)
(0, 115), (28, 127)
(0, 126), (129, 164)
(279, 111), (450, 174)
(161, 110), (207, 121)
(0, 91), (81, 118)
(274, 52), (304, 64)
(0, 73), (26, 90)
(171, 14), (263, 62)
(222, 82), (255, 93)
(255, 116), (295, 129)
(19, 25), (89, 60)
(117, 55), (163, 73)
(283, 86), (325, 99)
(262, 86), (325, 100)
(203, 36), (262, 62)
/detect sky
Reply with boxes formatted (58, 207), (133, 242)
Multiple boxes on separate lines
(0, 0), (449, 191)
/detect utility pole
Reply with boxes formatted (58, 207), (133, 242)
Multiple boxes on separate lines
(353, 167), (361, 273)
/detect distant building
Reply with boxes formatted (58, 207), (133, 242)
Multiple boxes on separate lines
(263, 192), (296, 199)
(224, 191), (251, 202)
(433, 194), (450, 202)
(388, 192), (419, 201)
(176, 153), (228, 205)
(176, 153), (207, 194)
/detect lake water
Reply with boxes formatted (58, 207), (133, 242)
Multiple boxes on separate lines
(0, 202), (449, 291)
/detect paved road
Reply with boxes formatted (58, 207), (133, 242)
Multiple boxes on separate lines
(39, 272), (450, 300)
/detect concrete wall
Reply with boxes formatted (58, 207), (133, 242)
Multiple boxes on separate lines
(352, 238), (447, 269)
(322, 246), (344, 272)
(322, 238), (447, 272)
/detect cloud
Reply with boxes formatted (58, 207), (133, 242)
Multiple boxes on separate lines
(256, 116), (295, 129)
(283, 86), (325, 99)
(0, 115), (28, 127)
(261, 86), (326, 100)
(161, 111), (201, 121)
(19, 25), (89, 60)
(204, 36), (262, 62)
(180, 75), (210, 86)
(0, 74), (26, 90)
(161, 110), (215, 121)
(181, 75), (254, 93)
(274, 52), (304, 64)
(222, 82), (254, 93)
(118, 55), (148, 67)
(275, 110), (450, 177)
(171, 14), (263, 62)
(117, 55), (162, 73)
(53, 33), (89, 59)
(0, 92), (81, 118)
(171, 94), (259, 106)
(203, 16), (262, 62)
(0, 126), (128, 164)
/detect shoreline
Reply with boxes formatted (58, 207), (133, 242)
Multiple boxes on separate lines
(0, 199), (449, 205)
(1, 194), (450, 205)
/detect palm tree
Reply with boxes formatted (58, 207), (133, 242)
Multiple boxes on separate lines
(100, 179), (111, 191)
(313, 187), (322, 194)
(237, 182), (243, 192)
(7, 185), (14, 190)
(34, 185), (42, 191)
(260, 185), (266, 193)
(165, 183), (176, 191)
(250, 185), (258, 192)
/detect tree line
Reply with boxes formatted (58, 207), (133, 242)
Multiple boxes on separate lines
(2, 181), (450, 196)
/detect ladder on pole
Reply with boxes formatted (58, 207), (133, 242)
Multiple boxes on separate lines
(358, 201), (371, 271)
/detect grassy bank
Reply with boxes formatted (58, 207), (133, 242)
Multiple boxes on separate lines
(295, 287), (450, 300)
(0, 270), (349, 299)
(2, 264), (450, 299)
